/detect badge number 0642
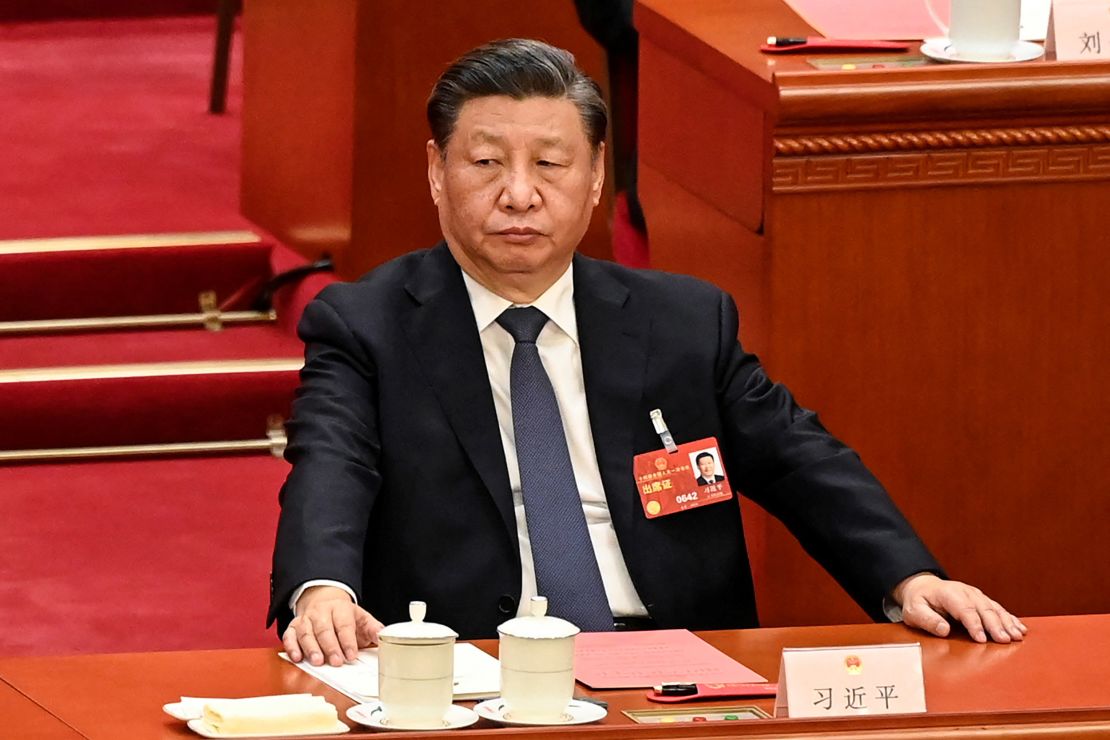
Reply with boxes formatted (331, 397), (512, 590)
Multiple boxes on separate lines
(633, 436), (734, 519)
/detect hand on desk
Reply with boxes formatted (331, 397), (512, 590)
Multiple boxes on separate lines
(283, 586), (384, 667)
(894, 573), (1028, 644)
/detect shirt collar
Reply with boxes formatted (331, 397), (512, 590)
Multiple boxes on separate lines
(460, 263), (578, 345)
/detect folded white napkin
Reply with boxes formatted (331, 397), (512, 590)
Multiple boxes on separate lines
(201, 694), (339, 735)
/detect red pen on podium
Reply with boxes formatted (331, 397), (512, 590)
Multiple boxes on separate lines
(761, 36), (911, 53)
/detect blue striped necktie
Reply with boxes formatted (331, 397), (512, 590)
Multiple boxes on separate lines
(496, 306), (614, 632)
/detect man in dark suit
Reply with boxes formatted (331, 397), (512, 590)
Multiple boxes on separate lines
(273, 39), (1026, 668)
(694, 451), (726, 486)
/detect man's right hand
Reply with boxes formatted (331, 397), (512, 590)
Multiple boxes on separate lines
(283, 585), (384, 666)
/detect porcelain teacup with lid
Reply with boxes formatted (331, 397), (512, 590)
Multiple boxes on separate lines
(497, 596), (580, 723)
(376, 601), (458, 729)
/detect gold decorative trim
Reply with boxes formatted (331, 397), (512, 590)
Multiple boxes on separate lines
(0, 230), (261, 255)
(0, 435), (287, 463)
(0, 416), (288, 464)
(774, 126), (1110, 156)
(0, 439), (272, 463)
(0, 358), (303, 384)
(772, 144), (1110, 192)
(0, 309), (276, 336)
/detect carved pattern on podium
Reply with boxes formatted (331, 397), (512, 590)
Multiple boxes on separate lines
(772, 144), (1110, 192)
(775, 126), (1110, 155)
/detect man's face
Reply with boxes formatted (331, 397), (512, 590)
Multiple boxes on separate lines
(698, 456), (716, 478)
(427, 95), (604, 300)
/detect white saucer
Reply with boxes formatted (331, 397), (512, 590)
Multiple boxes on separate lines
(186, 719), (349, 737)
(346, 701), (479, 731)
(473, 698), (607, 726)
(921, 37), (1044, 63)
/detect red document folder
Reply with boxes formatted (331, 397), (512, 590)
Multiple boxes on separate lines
(574, 630), (766, 689)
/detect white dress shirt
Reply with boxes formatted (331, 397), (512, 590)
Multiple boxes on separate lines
(461, 264), (648, 619)
(292, 263), (648, 620)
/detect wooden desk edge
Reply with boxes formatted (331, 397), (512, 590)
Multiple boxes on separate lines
(4, 619), (1110, 739)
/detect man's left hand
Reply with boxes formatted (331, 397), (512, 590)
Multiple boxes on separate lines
(893, 573), (1028, 643)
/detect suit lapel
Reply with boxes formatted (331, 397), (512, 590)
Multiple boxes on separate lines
(574, 255), (650, 527)
(401, 244), (517, 544)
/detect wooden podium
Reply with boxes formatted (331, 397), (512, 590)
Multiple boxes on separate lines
(3, 615), (1110, 738)
(635, 0), (1110, 626)
(240, 1), (613, 279)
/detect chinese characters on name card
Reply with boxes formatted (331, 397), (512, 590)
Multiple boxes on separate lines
(1049, 0), (1109, 59)
(774, 643), (926, 718)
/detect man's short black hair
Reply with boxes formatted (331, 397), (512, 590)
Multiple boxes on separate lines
(696, 452), (715, 464)
(427, 38), (607, 153)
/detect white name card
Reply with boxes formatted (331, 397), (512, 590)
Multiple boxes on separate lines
(1048, 0), (1110, 59)
(774, 643), (926, 718)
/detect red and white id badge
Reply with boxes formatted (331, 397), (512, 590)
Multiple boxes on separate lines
(633, 436), (734, 519)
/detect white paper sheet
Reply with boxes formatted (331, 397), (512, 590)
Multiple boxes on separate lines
(280, 643), (500, 702)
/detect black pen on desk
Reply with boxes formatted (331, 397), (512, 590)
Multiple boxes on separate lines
(654, 682), (697, 696)
(767, 36), (808, 46)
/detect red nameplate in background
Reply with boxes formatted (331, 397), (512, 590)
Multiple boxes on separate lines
(633, 437), (733, 519)
(760, 37), (912, 53)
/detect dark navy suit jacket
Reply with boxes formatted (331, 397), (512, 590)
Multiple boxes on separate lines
(268, 244), (940, 638)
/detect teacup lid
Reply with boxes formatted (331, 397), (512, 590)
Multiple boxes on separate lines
(377, 601), (458, 644)
(497, 596), (580, 640)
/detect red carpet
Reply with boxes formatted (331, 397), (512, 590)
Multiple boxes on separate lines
(2, 2), (218, 22)
(0, 238), (273, 321)
(0, 17), (326, 657)
(1, 370), (299, 450)
(0, 456), (288, 656)
(0, 16), (251, 239)
(0, 323), (303, 369)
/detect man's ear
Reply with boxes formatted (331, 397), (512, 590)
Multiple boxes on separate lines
(427, 139), (444, 206)
(590, 141), (606, 207)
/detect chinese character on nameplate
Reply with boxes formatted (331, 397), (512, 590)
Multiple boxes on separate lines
(774, 644), (925, 718)
(1047, 0), (1110, 59)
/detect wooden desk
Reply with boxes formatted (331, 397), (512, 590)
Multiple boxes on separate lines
(1, 615), (1108, 738)
(635, 0), (1110, 627)
(0, 678), (83, 739)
